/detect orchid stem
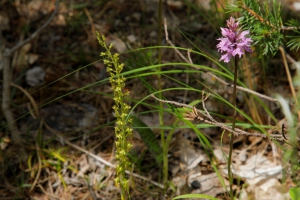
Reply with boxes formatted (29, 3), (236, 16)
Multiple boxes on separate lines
(157, 0), (168, 190)
(228, 56), (238, 199)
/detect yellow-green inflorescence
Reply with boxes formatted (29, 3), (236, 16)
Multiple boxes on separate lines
(97, 32), (132, 199)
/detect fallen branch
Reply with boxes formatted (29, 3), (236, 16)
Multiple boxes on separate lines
(0, 31), (22, 144)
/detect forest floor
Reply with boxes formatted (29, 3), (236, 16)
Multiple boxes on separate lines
(0, 0), (300, 199)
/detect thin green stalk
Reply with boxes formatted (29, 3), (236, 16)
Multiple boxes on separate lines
(228, 56), (238, 199)
(158, 0), (162, 65)
(157, 0), (168, 188)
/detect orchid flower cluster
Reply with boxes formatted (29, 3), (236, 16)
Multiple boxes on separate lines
(217, 17), (252, 63)
(97, 33), (132, 200)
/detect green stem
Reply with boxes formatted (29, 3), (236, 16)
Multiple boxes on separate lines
(228, 56), (238, 200)
(157, 0), (168, 189)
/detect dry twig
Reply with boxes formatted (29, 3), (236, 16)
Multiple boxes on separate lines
(279, 46), (299, 120)
(29, 141), (43, 192)
(151, 94), (285, 141)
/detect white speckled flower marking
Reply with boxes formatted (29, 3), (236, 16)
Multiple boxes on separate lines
(217, 17), (252, 63)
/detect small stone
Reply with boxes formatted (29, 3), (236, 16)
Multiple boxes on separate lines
(26, 66), (45, 86)
(132, 12), (141, 21)
(149, 31), (157, 38)
(127, 34), (136, 43)
(293, 2), (300, 11)
(167, 0), (183, 10)
(191, 180), (201, 189)
(110, 38), (127, 53)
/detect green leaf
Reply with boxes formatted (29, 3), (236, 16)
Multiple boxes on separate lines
(287, 37), (300, 51)
(290, 188), (300, 200)
(132, 117), (163, 166)
(172, 194), (219, 200)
